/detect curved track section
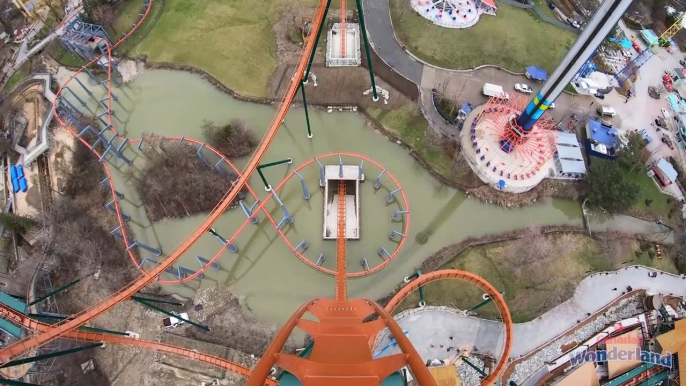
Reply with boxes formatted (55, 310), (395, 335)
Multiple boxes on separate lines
(379, 269), (514, 386)
(0, 0), (330, 360)
(268, 153), (410, 277)
(0, 303), (275, 384)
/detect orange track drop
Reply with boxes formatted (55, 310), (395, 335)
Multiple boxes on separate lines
(335, 180), (347, 300)
(0, 0), (330, 361)
(341, 0), (346, 58)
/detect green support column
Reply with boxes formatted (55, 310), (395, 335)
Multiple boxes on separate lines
(402, 368), (409, 386)
(467, 291), (506, 313)
(299, 341), (314, 358)
(132, 298), (210, 331)
(131, 295), (182, 306)
(462, 357), (487, 378)
(257, 158), (293, 191)
(0, 343), (103, 369)
(418, 286), (425, 307)
(304, 0), (333, 81)
(404, 270), (421, 283)
(300, 81), (313, 139)
(0, 379), (41, 386)
(29, 279), (80, 306)
(354, 0), (379, 101)
(29, 314), (129, 336)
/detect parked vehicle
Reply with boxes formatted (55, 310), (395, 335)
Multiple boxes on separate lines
(482, 83), (510, 99)
(514, 83), (533, 94)
(662, 108), (670, 120)
(632, 40), (642, 53)
(596, 106), (616, 117)
(162, 312), (190, 328)
(662, 133), (675, 150)
(680, 59), (686, 67)
(595, 93), (606, 100)
(648, 271), (658, 278)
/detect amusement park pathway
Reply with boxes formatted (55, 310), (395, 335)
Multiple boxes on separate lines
(362, 0), (598, 124)
(375, 265), (686, 361)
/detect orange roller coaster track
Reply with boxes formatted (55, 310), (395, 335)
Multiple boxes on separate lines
(375, 270), (514, 385)
(0, 0), (330, 361)
(335, 180), (347, 300)
(0, 303), (273, 385)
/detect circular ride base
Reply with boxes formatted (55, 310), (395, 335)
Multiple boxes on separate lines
(412, 0), (481, 29)
(460, 102), (556, 193)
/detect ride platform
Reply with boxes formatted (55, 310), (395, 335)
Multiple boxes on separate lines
(323, 165), (362, 240)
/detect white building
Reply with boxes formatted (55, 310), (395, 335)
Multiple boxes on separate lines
(553, 132), (586, 179)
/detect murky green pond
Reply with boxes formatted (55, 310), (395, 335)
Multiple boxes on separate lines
(54, 68), (671, 323)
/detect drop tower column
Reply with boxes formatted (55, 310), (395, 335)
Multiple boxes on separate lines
(514, 0), (634, 133)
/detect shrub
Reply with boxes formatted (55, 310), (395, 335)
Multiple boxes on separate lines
(202, 119), (257, 158)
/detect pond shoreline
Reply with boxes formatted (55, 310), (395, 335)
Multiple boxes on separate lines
(140, 59), (584, 209)
(374, 225), (649, 308)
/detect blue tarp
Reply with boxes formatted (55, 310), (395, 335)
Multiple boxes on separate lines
(526, 66), (548, 81)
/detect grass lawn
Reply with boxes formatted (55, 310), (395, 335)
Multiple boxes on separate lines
(366, 105), (454, 178)
(390, 0), (577, 74)
(623, 169), (676, 219)
(3, 63), (31, 92)
(393, 234), (678, 323)
(126, 0), (298, 97)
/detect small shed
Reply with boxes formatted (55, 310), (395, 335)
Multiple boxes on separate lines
(639, 29), (659, 46)
(525, 66), (548, 82)
(652, 158), (678, 187)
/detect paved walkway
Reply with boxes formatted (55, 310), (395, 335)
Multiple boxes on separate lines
(375, 265), (686, 361)
(363, 0), (423, 83)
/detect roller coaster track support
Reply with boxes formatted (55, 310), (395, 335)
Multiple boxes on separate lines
(354, 0), (378, 101)
(0, 0), (329, 360)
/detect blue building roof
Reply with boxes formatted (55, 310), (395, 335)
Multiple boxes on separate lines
(587, 119), (619, 147)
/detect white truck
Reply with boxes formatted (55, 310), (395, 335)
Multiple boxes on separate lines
(482, 83), (510, 100)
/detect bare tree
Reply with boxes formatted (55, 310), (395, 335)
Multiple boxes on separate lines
(135, 140), (239, 221)
(506, 225), (557, 274)
(91, 3), (115, 30)
(451, 151), (471, 177)
(202, 119), (257, 158)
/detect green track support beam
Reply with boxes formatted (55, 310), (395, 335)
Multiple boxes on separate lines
(468, 291), (506, 313)
(0, 342), (103, 369)
(404, 270), (421, 282)
(0, 379), (41, 386)
(29, 314), (129, 336)
(29, 279), (80, 306)
(257, 158), (293, 191)
(132, 298), (210, 331)
(299, 341), (314, 358)
(354, 0), (378, 101)
(131, 295), (182, 306)
(462, 357), (487, 378)
(304, 0), (333, 81)
(300, 81), (312, 139)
